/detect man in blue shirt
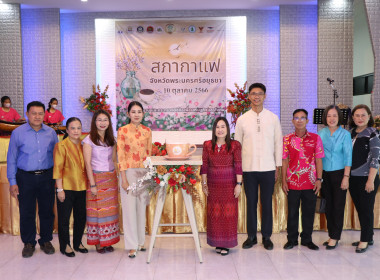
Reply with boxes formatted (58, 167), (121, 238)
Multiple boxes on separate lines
(7, 101), (58, 258)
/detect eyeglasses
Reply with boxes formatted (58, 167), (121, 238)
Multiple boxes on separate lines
(249, 92), (265, 96)
(293, 117), (307, 121)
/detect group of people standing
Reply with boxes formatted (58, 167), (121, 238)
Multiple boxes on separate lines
(5, 82), (380, 259)
(7, 100), (150, 259)
(200, 83), (380, 255)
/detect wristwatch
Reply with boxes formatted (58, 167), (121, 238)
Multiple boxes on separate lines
(316, 178), (323, 183)
(56, 188), (63, 193)
(236, 182), (242, 186)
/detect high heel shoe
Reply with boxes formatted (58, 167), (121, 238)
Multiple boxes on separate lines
(74, 243), (88, 254)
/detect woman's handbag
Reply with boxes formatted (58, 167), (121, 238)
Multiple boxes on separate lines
(315, 196), (326, 214)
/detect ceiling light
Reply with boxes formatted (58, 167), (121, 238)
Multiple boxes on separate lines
(81, 0), (88, 2)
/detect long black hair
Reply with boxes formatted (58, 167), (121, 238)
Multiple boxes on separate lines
(63, 117), (82, 140)
(127, 101), (144, 124)
(90, 110), (115, 146)
(47, 98), (58, 113)
(211, 116), (232, 152)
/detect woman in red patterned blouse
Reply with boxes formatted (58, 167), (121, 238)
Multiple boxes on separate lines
(200, 117), (243, 256)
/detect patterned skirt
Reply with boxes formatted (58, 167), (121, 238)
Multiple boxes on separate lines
(86, 170), (120, 246)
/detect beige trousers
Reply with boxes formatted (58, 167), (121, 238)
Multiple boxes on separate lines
(120, 168), (149, 250)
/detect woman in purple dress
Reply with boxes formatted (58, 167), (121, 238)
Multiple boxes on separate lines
(200, 117), (243, 256)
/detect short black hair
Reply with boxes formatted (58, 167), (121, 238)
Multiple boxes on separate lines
(322, 105), (343, 126)
(27, 101), (45, 112)
(248, 83), (266, 94)
(293, 109), (308, 117)
(1, 96), (10, 105)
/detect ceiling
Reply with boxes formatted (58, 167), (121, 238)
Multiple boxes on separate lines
(4, 0), (317, 12)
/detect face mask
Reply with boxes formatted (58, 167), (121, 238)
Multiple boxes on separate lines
(4, 103), (11, 108)
(52, 104), (57, 109)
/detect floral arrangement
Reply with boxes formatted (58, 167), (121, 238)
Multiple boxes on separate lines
(128, 157), (201, 198)
(116, 45), (144, 71)
(374, 115), (380, 130)
(80, 85), (112, 115)
(226, 82), (250, 127)
(152, 142), (167, 156)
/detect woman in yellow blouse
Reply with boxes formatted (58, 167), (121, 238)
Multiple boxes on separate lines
(117, 101), (152, 258)
(54, 117), (88, 257)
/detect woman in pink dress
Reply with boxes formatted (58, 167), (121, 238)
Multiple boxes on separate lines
(0, 96), (24, 122)
(200, 116), (243, 256)
(83, 110), (120, 253)
(44, 98), (65, 124)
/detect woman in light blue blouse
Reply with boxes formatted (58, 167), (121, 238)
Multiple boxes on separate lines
(318, 105), (352, 250)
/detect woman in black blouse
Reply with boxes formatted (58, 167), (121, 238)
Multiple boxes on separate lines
(349, 104), (380, 253)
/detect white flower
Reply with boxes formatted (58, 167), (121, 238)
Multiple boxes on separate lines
(159, 181), (166, 187)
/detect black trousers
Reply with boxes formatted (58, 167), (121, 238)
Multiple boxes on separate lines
(16, 168), (55, 246)
(57, 190), (86, 252)
(243, 171), (275, 238)
(287, 189), (317, 243)
(321, 169), (347, 240)
(349, 175), (379, 242)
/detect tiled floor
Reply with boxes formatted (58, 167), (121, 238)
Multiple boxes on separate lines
(0, 230), (379, 280)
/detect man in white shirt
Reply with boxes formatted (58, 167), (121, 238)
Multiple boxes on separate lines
(234, 83), (282, 250)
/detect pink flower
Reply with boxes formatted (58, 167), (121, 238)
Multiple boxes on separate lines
(189, 100), (192, 104)
(123, 97), (127, 100)
(194, 102), (199, 106)
(218, 103), (222, 106)
(211, 100), (214, 104)
(116, 83), (120, 87)
(160, 112), (165, 117)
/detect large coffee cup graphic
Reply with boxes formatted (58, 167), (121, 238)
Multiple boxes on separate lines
(166, 143), (197, 158)
(139, 89), (155, 103)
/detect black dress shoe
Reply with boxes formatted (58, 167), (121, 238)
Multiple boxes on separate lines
(355, 244), (369, 253)
(22, 243), (35, 258)
(242, 236), (257, 249)
(40, 241), (55, 255)
(322, 241), (328, 246)
(263, 238), (274, 250)
(301, 241), (319, 250)
(74, 243), (88, 254)
(352, 240), (374, 246)
(326, 241), (338, 250)
(283, 241), (298, 250)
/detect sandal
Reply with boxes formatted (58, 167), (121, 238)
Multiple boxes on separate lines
(138, 245), (146, 252)
(220, 248), (229, 256)
(215, 247), (222, 254)
(128, 249), (137, 258)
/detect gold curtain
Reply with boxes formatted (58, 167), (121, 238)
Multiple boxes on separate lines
(1, 163), (379, 235)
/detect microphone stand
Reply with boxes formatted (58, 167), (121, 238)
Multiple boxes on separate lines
(328, 79), (339, 105)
